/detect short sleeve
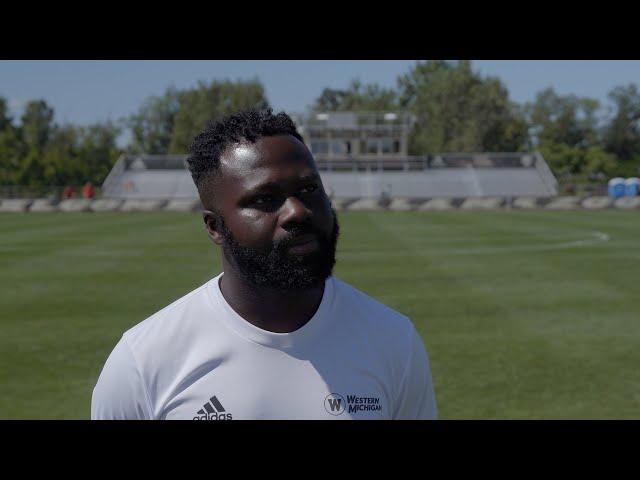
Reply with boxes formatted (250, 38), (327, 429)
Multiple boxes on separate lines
(91, 335), (153, 420)
(393, 326), (438, 420)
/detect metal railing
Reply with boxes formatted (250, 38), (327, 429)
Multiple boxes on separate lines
(293, 111), (415, 130)
(314, 153), (543, 171)
(124, 155), (188, 170)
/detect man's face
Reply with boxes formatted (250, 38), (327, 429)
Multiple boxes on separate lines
(202, 135), (339, 291)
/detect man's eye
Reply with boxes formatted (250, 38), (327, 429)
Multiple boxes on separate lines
(300, 185), (318, 194)
(253, 195), (274, 205)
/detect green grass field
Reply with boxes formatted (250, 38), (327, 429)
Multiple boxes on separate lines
(1, 210), (639, 419)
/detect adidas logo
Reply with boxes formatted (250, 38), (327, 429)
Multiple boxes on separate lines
(193, 396), (233, 420)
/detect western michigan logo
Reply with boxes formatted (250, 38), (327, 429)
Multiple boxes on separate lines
(324, 393), (383, 416)
(193, 396), (232, 420)
(324, 393), (346, 415)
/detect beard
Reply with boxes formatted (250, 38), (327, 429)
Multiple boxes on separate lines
(217, 208), (340, 292)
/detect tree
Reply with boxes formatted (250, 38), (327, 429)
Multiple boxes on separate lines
(0, 97), (13, 131)
(397, 60), (528, 154)
(0, 96), (21, 185)
(168, 79), (269, 153)
(76, 122), (122, 185)
(40, 122), (122, 187)
(11, 100), (56, 187)
(40, 125), (81, 185)
(312, 79), (398, 112)
(127, 87), (180, 154)
(584, 146), (618, 178)
(0, 124), (24, 186)
(526, 87), (601, 149)
(603, 84), (640, 162)
(537, 142), (585, 178)
(21, 100), (55, 152)
(538, 142), (618, 179)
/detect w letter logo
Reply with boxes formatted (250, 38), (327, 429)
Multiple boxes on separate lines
(324, 393), (346, 415)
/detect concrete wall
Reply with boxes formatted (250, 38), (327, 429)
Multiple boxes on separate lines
(102, 168), (556, 199)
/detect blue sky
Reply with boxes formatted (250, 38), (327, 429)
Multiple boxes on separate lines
(2, 60), (639, 129)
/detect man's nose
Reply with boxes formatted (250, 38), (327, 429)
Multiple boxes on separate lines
(280, 195), (312, 226)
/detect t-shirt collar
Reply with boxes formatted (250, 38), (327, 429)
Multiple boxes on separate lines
(207, 272), (335, 350)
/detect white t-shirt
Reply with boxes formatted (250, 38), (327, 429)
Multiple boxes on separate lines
(91, 274), (437, 420)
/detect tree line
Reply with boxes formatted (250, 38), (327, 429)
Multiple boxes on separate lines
(1, 61), (640, 192)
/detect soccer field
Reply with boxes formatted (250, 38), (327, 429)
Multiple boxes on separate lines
(1, 210), (639, 419)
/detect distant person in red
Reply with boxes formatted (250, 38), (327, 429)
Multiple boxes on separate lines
(62, 186), (75, 199)
(82, 182), (95, 199)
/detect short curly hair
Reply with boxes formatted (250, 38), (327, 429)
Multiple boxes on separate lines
(186, 108), (304, 189)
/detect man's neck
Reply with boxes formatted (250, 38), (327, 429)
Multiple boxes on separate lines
(218, 267), (325, 334)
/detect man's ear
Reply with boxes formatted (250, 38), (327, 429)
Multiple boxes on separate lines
(203, 210), (224, 246)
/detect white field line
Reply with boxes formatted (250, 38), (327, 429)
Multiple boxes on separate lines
(340, 231), (611, 257)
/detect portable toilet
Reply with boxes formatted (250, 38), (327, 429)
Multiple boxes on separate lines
(608, 178), (625, 198)
(625, 177), (640, 196)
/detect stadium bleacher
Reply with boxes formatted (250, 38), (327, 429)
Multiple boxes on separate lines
(100, 152), (559, 201)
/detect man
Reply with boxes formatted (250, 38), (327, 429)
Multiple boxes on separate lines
(91, 109), (437, 420)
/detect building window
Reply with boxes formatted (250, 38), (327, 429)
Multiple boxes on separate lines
(381, 139), (394, 154)
(311, 140), (328, 154)
(330, 140), (347, 155)
(366, 139), (379, 154)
